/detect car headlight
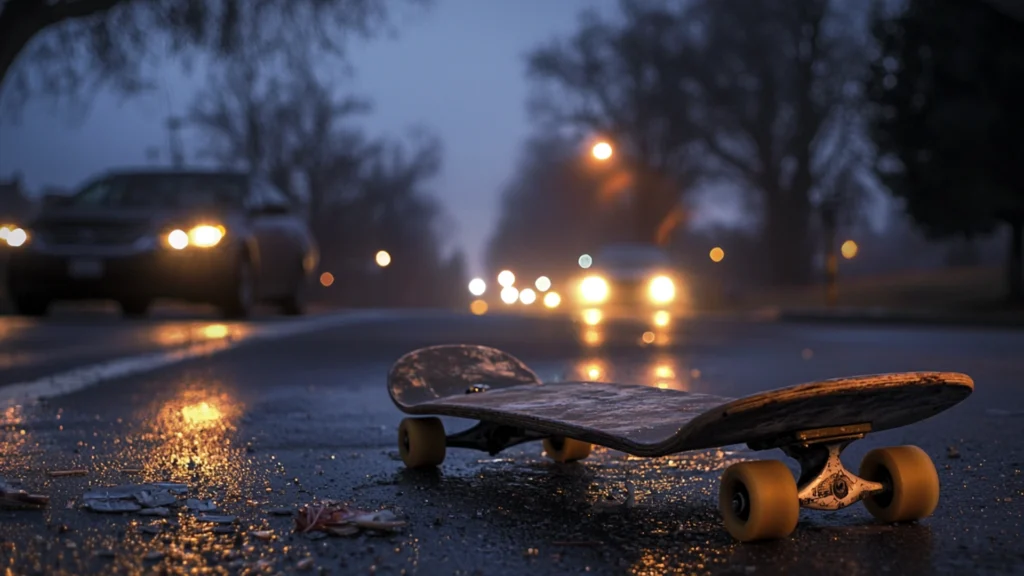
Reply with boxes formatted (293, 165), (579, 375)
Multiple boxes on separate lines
(648, 275), (675, 304)
(579, 275), (609, 303)
(0, 224), (28, 247)
(166, 224), (225, 249)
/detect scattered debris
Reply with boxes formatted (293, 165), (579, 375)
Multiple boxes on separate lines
(296, 558), (315, 571)
(0, 480), (49, 510)
(295, 501), (405, 537)
(196, 515), (237, 524)
(47, 469), (88, 478)
(80, 483), (192, 516)
(83, 500), (142, 513)
(138, 507), (171, 517)
(592, 482), (636, 513)
(185, 498), (217, 512)
(250, 530), (275, 541)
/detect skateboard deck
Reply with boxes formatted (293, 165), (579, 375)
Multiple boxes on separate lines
(388, 344), (973, 457)
(388, 344), (974, 542)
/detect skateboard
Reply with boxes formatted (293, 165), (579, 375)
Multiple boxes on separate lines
(388, 344), (974, 542)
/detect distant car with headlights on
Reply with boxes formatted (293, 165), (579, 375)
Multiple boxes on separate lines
(572, 243), (685, 328)
(2, 169), (318, 318)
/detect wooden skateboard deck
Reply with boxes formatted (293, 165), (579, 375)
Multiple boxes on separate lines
(388, 344), (973, 457)
(388, 344), (974, 542)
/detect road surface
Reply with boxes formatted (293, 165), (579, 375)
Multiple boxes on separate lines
(1, 306), (1022, 575)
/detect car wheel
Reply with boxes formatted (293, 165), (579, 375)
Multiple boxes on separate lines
(120, 298), (151, 318)
(220, 258), (255, 319)
(280, 264), (307, 316)
(12, 294), (50, 317)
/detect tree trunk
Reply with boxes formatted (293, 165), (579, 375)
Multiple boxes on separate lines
(1009, 218), (1023, 303)
(763, 185), (814, 286)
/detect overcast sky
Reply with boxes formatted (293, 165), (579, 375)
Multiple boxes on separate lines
(0, 0), (749, 278)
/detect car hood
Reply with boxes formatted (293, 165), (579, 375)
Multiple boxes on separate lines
(587, 267), (666, 282)
(29, 206), (234, 231)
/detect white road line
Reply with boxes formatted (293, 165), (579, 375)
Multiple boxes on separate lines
(0, 310), (406, 407)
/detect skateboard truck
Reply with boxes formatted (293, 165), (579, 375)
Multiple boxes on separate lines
(750, 423), (885, 511)
(446, 421), (548, 456)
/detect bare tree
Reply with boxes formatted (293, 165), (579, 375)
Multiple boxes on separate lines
(527, 1), (700, 247)
(527, 0), (869, 285)
(188, 59), (371, 217)
(0, 0), (429, 113)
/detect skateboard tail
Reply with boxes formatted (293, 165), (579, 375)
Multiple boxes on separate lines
(388, 344), (543, 409)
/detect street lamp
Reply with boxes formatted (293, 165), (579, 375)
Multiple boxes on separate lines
(592, 141), (613, 161)
(841, 240), (859, 260)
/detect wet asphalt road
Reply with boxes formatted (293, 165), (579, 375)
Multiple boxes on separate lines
(1, 306), (1023, 575)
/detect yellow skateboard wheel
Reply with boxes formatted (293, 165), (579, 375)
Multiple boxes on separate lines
(543, 437), (592, 462)
(719, 460), (799, 542)
(398, 417), (446, 468)
(859, 445), (939, 523)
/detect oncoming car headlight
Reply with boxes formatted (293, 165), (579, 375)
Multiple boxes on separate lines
(166, 224), (226, 249)
(0, 225), (28, 248)
(648, 275), (675, 304)
(579, 275), (609, 304)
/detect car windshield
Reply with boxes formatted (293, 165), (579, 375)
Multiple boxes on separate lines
(595, 244), (671, 270)
(66, 174), (246, 210)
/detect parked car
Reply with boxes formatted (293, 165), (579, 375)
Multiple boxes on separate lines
(569, 243), (686, 327)
(2, 169), (318, 318)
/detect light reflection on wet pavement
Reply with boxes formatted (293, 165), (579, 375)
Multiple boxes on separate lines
(1, 314), (1023, 574)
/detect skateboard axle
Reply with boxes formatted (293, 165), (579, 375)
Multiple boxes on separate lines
(783, 441), (886, 511)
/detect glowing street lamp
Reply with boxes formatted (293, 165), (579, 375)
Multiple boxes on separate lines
(592, 141), (613, 161)
(841, 240), (859, 260)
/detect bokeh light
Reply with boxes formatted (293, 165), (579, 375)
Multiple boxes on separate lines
(543, 291), (561, 308)
(497, 270), (515, 287)
(578, 254), (593, 269)
(375, 250), (391, 267)
(320, 272), (334, 287)
(500, 286), (519, 304)
(592, 141), (613, 160)
(535, 276), (551, 292)
(709, 247), (725, 263)
(519, 288), (537, 305)
(470, 299), (488, 315)
(468, 277), (486, 296)
(841, 240), (859, 259)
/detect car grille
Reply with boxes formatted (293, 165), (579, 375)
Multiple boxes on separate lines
(39, 224), (147, 246)
(609, 279), (648, 304)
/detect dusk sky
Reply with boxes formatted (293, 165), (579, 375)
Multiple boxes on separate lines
(0, 0), (747, 278)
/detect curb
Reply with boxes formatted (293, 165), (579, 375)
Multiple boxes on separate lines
(776, 307), (1024, 329)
